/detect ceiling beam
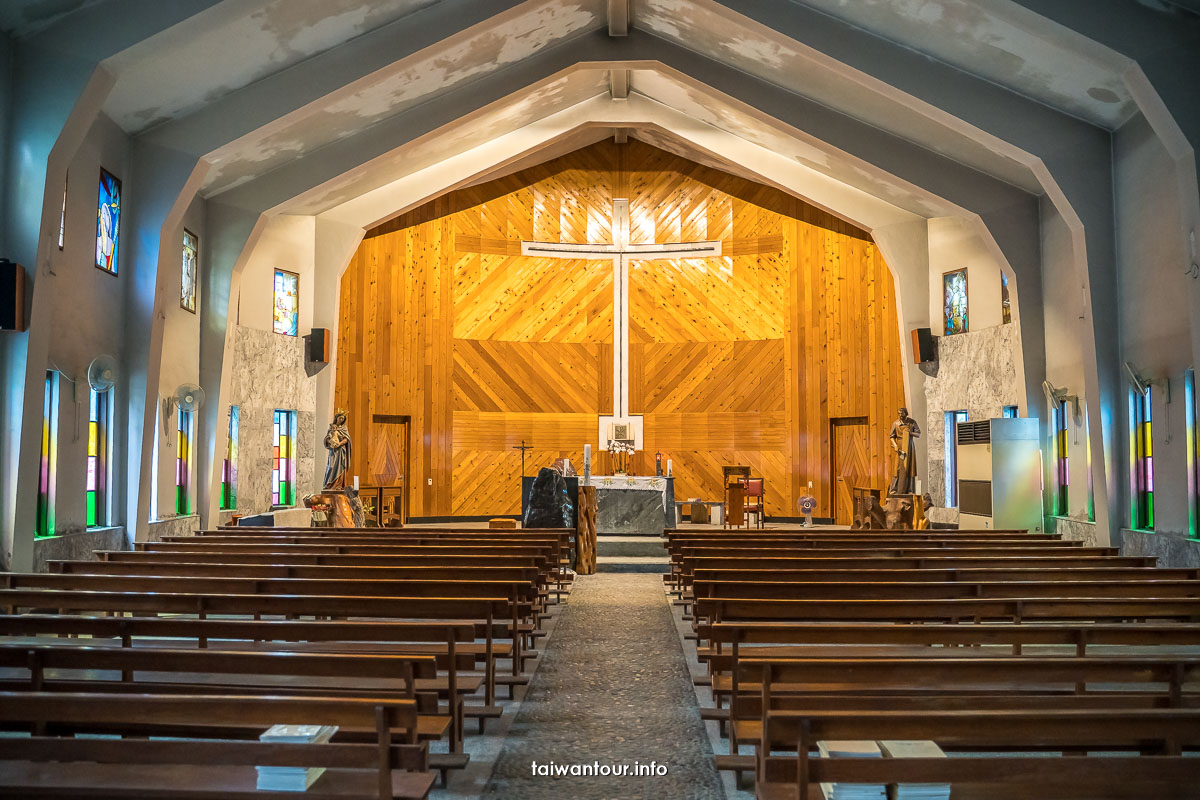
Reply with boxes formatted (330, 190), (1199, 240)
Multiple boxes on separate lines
(610, 68), (630, 99)
(608, 0), (630, 36)
(138, 0), (535, 155)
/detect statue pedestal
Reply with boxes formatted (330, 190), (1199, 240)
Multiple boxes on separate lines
(307, 492), (361, 528)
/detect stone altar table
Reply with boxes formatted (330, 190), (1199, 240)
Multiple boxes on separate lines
(591, 476), (676, 535)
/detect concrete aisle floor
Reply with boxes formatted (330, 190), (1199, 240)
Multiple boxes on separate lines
(480, 573), (726, 799)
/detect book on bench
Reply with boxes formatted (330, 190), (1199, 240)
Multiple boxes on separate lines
(817, 740), (886, 800)
(257, 725), (338, 792)
(878, 740), (951, 800)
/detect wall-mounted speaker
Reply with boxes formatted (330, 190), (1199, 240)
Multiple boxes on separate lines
(0, 259), (27, 332)
(305, 327), (330, 364)
(911, 327), (936, 364)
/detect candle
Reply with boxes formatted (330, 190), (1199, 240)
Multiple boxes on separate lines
(667, 459), (673, 477)
(352, 475), (359, 490)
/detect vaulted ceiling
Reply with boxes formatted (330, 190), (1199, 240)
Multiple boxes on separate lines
(8, 0), (1199, 237)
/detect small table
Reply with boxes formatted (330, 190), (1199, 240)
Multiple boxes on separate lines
(674, 501), (724, 525)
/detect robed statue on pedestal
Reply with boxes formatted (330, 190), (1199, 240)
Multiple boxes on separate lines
(888, 406), (921, 496)
(323, 410), (352, 490)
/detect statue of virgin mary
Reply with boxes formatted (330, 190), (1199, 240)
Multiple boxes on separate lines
(323, 410), (352, 490)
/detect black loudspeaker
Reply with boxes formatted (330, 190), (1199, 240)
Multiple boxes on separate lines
(0, 259), (27, 332)
(305, 328), (330, 363)
(911, 327), (936, 363)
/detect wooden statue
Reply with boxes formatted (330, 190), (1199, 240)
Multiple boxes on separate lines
(322, 410), (352, 490)
(888, 407), (921, 496)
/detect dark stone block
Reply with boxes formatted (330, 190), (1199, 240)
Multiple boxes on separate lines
(522, 467), (575, 529)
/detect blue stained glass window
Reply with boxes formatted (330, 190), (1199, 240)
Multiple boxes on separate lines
(96, 169), (121, 274)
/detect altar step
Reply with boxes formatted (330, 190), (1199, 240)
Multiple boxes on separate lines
(595, 535), (669, 573)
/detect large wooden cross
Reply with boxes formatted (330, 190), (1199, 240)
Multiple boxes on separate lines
(521, 198), (721, 419)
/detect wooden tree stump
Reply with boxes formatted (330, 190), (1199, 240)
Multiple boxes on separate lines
(576, 485), (598, 575)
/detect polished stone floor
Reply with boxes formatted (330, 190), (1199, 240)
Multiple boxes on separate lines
(480, 573), (725, 799)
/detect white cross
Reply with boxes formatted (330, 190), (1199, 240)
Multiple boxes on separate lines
(521, 198), (721, 419)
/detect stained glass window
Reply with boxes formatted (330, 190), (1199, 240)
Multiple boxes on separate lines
(181, 229), (198, 313)
(1085, 405), (1095, 523)
(1000, 272), (1011, 324)
(86, 387), (109, 527)
(36, 371), (58, 538)
(944, 410), (968, 506)
(96, 169), (121, 274)
(943, 268), (967, 335)
(272, 409), (297, 506)
(221, 406), (239, 510)
(1187, 370), (1197, 538)
(1130, 387), (1153, 530)
(58, 175), (67, 251)
(273, 269), (299, 336)
(1054, 399), (1069, 516)
(1002, 405), (1018, 418)
(176, 409), (192, 516)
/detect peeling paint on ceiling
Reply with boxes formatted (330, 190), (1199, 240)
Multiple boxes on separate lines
(199, 0), (603, 196)
(102, 0), (443, 133)
(790, 0), (1137, 128)
(280, 69), (610, 214)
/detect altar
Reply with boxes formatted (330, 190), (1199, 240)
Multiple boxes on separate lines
(590, 475), (676, 535)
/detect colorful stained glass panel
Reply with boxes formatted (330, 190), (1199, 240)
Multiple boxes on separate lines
(96, 169), (121, 274)
(176, 410), (191, 516)
(943, 268), (968, 335)
(273, 270), (299, 336)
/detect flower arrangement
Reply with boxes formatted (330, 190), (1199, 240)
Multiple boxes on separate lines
(607, 439), (635, 475)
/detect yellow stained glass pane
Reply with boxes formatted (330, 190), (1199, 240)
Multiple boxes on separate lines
(88, 422), (98, 457)
(1143, 422), (1153, 457)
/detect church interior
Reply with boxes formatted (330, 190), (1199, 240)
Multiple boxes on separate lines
(1, 1), (1200, 797)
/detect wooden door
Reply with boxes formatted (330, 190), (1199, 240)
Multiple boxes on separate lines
(368, 415), (409, 523)
(830, 417), (870, 526)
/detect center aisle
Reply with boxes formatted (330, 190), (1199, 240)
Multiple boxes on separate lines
(481, 573), (725, 799)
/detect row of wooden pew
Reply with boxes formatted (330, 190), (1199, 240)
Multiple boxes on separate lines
(664, 527), (1200, 799)
(0, 524), (575, 799)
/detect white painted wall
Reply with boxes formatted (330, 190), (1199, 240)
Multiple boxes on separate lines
(235, 215), (316, 335)
(43, 112), (130, 536)
(1115, 112), (1195, 537)
(151, 194), (205, 521)
(927, 216), (1008, 335)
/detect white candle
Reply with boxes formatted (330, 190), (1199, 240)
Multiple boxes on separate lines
(667, 459), (673, 477)
(352, 475), (359, 490)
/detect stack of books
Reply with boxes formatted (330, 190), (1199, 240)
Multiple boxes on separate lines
(817, 740), (887, 800)
(256, 724), (338, 792)
(878, 740), (951, 800)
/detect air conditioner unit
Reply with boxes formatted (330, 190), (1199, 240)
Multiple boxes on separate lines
(956, 417), (1044, 532)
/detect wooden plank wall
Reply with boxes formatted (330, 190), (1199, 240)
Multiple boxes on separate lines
(336, 139), (903, 518)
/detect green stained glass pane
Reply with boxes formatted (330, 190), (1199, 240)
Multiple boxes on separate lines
(86, 493), (96, 527)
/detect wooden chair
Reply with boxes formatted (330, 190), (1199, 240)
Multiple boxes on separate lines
(742, 478), (765, 528)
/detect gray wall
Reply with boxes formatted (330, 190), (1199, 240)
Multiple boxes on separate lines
(922, 323), (1025, 525)
(223, 324), (316, 516)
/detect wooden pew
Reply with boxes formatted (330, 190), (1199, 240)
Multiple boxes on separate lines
(0, 613), (505, 735)
(692, 578), (1200, 601)
(676, 555), (1158, 592)
(758, 708), (1200, 800)
(694, 596), (1200, 625)
(0, 691), (434, 799)
(728, 655), (1200, 789)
